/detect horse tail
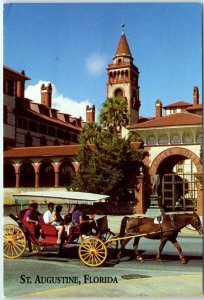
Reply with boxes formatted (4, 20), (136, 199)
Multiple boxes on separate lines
(119, 216), (129, 237)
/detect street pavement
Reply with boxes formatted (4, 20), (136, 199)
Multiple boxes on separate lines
(20, 273), (202, 297)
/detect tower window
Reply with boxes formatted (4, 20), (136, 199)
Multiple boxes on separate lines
(115, 88), (123, 98)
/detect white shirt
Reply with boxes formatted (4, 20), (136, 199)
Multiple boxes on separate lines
(43, 210), (54, 224)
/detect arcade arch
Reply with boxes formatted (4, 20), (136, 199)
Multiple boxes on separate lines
(58, 161), (75, 187)
(39, 161), (55, 187)
(149, 147), (202, 214)
(19, 161), (35, 187)
(4, 163), (15, 187)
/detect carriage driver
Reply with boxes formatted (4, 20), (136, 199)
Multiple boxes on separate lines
(23, 202), (42, 239)
(43, 202), (64, 244)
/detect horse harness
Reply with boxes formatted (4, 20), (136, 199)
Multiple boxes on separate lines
(129, 216), (174, 238)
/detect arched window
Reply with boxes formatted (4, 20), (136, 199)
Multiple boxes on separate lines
(4, 163), (15, 187)
(59, 162), (74, 187)
(39, 162), (54, 187)
(19, 162), (35, 187)
(115, 88), (123, 98)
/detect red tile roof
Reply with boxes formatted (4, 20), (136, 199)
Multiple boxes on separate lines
(17, 97), (82, 132)
(4, 142), (141, 159)
(26, 107), (82, 132)
(128, 112), (202, 129)
(4, 144), (95, 158)
(163, 101), (192, 109)
(4, 65), (30, 80)
(186, 104), (202, 111)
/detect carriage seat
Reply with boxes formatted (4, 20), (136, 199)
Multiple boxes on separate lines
(22, 221), (38, 243)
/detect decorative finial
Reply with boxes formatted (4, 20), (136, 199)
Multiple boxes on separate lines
(121, 21), (125, 35)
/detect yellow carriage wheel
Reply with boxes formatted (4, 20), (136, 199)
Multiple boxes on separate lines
(4, 224), (26, 259)
(79, 237), (107, 267)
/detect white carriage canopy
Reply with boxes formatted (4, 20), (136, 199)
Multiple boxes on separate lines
(13, 191), (110, 206)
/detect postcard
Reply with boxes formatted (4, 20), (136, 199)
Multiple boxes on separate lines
(3, 1), (203, 298)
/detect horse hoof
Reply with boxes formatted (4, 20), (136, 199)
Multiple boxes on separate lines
(157, 259), (163, 263)
(136, 256), (144, 262)
(181, 259), (187, 264)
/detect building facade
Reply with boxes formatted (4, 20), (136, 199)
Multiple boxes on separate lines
(109, 31), (202, 215)
(3, 30), (202, 215)
(4, 66), (95, 150)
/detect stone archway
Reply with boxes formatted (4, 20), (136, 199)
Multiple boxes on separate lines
(150, 147), (202, 175)
(58, 160), (75, 187)
(38, 160), (55, 187)
(19, 161), (35, 187)
(150, 147), (202, 215)
(4, 162), (16, 187)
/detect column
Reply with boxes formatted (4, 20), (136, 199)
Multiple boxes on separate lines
(55, 171), (59, 188)
(16, 172), (20, 188)
(35, 172), (39, 188)
(133, 170), (145, 214)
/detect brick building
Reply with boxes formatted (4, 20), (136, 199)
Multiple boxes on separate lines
(3, 30), (202, 215)
(106, 30), (202, 215)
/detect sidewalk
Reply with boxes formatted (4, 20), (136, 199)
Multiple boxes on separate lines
(19, 273), (203, 297)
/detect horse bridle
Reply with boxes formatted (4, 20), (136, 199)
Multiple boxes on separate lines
(189, 214), (203, 233)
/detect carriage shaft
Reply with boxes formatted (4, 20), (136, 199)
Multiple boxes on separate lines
(104, 228), (173, 245)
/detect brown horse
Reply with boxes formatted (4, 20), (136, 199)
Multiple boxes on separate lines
(117, 212), (202, 264)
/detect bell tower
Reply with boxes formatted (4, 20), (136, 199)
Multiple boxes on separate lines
(107, 25), (140, 125)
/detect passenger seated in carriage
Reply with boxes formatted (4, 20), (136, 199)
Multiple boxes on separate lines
(52, 205), (71, 237)
(52, 205), (64, 225)
(23, 202), (42, 239)
(43, 202), (64, 244)
(72, 205), (98, 236)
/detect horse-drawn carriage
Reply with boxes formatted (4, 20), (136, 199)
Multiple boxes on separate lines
(3, 191), (118, 267)
(4, 191), (202, 266)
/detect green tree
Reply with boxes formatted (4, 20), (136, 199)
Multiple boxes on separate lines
(99, 97), (129, 132)
(73, 129), (143, 201)
(71, 97), (143, 202)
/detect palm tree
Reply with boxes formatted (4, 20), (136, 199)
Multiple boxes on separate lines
(99, 97), (129, 132)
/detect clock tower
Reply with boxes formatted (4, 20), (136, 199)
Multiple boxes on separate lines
(107, 27), (140, 125)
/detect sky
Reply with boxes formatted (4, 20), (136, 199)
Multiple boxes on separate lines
(3, 2), (202, 121)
